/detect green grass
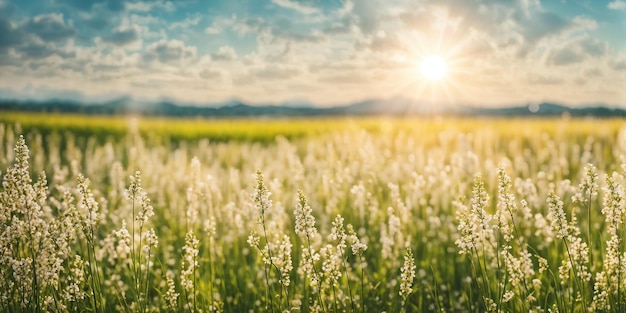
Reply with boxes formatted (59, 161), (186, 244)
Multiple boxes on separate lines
(0, 111), (378, 142)
(1, 111), (623, 142)
(1, 113), (626, 312)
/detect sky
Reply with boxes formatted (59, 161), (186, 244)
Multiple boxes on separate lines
(0, 0), (625, 107)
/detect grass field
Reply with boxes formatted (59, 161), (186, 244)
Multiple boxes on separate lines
(1, 113), (626, 312)
(0, 111), (620, 141)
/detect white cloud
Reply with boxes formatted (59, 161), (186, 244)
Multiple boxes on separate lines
(25, 13), (76, 42)
(2, 0), (625, 106)
(271, 0), (318, 15)
(125, 2), (150, 12)
(608, 0), (626, 10)
(570, 16), (598, 31)
(126, 1), (174, 12)
(233, 74), (256, 86)
(129, 14), (160, 26)
(254, 64), (301, 79)
(611, 54), (626, 71)
(199, 68), (223, 80)
(584, 68), (602, 77)
(205, 15), (236, 34)
(89, 48), (142, 75)
(526, 73), (564, 85)
(579, 37), (608, 57)
(211, 45), (237, 61)
(534, 33), (607, 68)
(170, 15), (202, 30)
(232, 17), (267, 36)
(101, 25), (141, 48)
(144, 39), (197, 64)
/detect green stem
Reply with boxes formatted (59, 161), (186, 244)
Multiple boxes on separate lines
(587, 191), (593, 271)
(306, 233), (327, 313)
(144, 247), (151, 313)
(261, 214), (281, 312)
(338, 247), (355, 313)
(209, 238), (214, 312)
(359, 255), (365, 313)
(563, 239), (587, 310)
(26, 207), (40, 313)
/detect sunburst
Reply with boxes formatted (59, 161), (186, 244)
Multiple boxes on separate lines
(419, 55), (448, 81)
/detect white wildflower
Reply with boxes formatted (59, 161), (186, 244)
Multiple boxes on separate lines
(546, 191), (568, 239)
(399, 248), (416, 300)
(294, 189), (317, 237)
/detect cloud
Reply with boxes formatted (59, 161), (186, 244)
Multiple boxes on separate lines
(545, 36), (608, 66)
(613, 62), (626, 71)
(519, 11), (569, 43)
(274, 29), (325, 43)
(0, 12), (78, 61)
(211, 46), (237, 61)
(24, 14), (76, 42)
(17, 42), (55, 59)
(608, 0), (626, 10)
(144, 39), (196, 63)
(126, 0), (174, 12)
(399, 9), (435, 31)
(86, 48), (142, 74)
(80, 13), (112, 30)
(546, 48), (585, 66)
(425, 1), (512, 36)
(547, 48), (585, 66)
(199, 69), (223, 80)
(233, 74), (256, 86)
(102, 26), (140, 46)
(611, 55), (626, 71)
(254, 65), (301, 79)
(105, 0), (125, 12)
(569, 16), (598, 31)
(579, 37), (607, 57)
(63, 0), (104, 12)
(17, 41), (76, 59)
(271, 0), (318, 15)
(232, 17), (267, 36)
(1, 0), (625, 106)
(318, 72), (372, 84)
(515, 15), (599, 59)
(348, 0), (388, 35)
(205, 15), (236, 34)
(62, 0), (125, 12)
(356, 31), (406, 53)
(0, 14), (24, 53)
(584, 68), (602, 77)
(230, 15), (325, 53)
(170, 15), (201, 30)
(527, 73), (564, 85)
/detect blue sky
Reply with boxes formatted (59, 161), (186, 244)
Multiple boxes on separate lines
(0, 0), (625, 106)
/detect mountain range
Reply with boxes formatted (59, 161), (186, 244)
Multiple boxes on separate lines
(0, 97), (624, 118)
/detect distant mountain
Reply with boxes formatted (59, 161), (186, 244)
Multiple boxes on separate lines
(0, 97), (624, 118)
(463, 102), (626, 117)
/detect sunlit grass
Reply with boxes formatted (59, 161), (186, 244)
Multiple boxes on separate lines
(0, 111), (622, 143)
(1, 112), (626, 312)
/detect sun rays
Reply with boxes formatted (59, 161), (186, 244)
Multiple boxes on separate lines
(382, 9), (481, 112)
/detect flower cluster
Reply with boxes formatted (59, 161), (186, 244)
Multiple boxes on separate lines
(294, 189), (317, 237)
(399, 248), (416, 300)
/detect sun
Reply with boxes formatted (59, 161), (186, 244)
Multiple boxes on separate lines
(419, 56), (448, 81)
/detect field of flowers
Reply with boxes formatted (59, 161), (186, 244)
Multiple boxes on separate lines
(2, 115), (626, 312)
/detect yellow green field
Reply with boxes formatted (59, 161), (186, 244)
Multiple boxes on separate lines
(1, 111), (622, 142)
(1, 113), (626, 312)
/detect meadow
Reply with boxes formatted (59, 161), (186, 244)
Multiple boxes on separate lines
(2, 112), (626, 312)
